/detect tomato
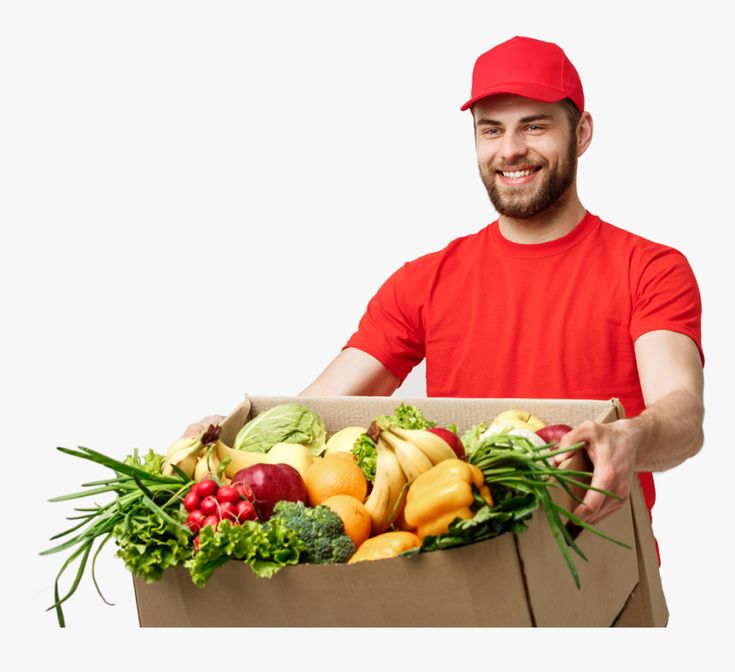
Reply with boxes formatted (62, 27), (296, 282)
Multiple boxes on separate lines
(195, 479), (218, 499)
(200, 496), (219, 517)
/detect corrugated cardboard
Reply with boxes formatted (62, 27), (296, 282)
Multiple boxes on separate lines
(133, 395), (668, 627)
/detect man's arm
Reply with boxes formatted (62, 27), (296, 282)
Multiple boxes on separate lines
(557, 329), (704, 524)
(299, 347), (402, 396)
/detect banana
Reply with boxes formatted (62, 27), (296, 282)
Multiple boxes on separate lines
(364, 437), (407, 535)
(387, 426), (457, 465)
(215, 440), (269, 478)
(194, 442), (223, 481)
(380, 428), (434, 481)
(162, 435), (203, 478)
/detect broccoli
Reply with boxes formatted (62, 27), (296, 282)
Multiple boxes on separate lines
(271, 500), (355, 564)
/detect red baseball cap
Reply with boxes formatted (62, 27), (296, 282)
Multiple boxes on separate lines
(460, 36), (584, 113)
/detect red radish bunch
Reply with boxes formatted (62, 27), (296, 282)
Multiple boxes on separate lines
(184, 478), (258, 551)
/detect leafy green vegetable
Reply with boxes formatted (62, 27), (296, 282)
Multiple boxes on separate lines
(113, 507), (191, 583)
(233, 403), (327, 456)
(352, 433), (378, 484)
(377, 403), (436, 430)
(42, 446), (192, 626)
(185, 518), (306, 587)
(467, 433), (630, 588)
(123, 448), (165, 475)
(270, 500), (355, 564)
(460, 421), (488, 457)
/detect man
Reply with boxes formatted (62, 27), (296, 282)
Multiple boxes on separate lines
(297, 36), (705, 527)
(188, 37), (704, 528)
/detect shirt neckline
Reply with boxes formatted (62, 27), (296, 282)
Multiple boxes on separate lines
(488, 210), (600, 259)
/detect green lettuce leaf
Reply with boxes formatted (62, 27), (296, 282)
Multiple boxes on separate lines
(112, 506), (190, 583)
(185, 518), (306, 587)
(351, 434), (377, 484)
(460, 421), (488, 457)
(123, 448), (165, 475)
(377, 403), (436, 430)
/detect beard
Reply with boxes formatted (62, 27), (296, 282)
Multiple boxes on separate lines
(479, 134), (578, 219)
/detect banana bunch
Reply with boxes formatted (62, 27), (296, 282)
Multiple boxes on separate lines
(364, 420), (457, 534)
(162, 425), (231, 483)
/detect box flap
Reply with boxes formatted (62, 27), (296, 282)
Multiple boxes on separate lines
(515, 497), (638, 626)
(612, 482), (669, 627)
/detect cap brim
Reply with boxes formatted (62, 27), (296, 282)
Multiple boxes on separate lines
(460, 82), (570, 111)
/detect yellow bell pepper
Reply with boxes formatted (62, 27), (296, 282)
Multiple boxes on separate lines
(347, 531), (421, 564)
(403, 458), (493, 540)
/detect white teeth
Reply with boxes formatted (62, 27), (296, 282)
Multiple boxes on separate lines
(502, 169), (535, 178)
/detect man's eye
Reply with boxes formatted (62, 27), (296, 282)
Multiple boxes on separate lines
(482, 128), (500, 135)
(526, 124), (543, 132)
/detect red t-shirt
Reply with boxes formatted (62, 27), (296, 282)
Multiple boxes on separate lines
(344, 211), (703, 517)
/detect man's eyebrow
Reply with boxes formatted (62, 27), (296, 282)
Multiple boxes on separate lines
(475, 113), (553, 126)
(519, 113), (553, 123)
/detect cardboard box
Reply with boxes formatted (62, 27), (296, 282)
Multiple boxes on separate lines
(133, 395), (668, 627)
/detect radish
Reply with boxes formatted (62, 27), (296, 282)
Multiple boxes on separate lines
(200, 496), (219, 517)
(202, 514), (220, 530)
(236, 499), (257, 523)
(216, 485), (240, 505)
(186, 509), (206, 534)
(195, 479), (218, 499)
(183, 491), (200, 512)
(536, 424), (573, 444)
(219, 501), (238, 522)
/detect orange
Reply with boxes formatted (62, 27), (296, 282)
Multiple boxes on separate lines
(304, 453), (368, 506)
(320, 494), (372, 549)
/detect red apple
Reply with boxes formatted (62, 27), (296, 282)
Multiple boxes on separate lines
(231, 462), (308, 520)
(428, 427), (465, 459)
(535, 424), (573, 444)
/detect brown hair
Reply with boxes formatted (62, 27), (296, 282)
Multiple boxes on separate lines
(561, 98), (582, 132)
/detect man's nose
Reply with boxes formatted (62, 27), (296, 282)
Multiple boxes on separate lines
(499, 131), (527, 161)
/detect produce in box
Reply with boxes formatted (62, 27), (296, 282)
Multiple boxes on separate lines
(42, 402), (629, 626)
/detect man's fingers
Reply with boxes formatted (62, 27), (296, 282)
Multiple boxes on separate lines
(571, 486), (607, 524)
(552, 423), (591, 466)
(182, 423), (205, 439)
(180, 414), (225, 439)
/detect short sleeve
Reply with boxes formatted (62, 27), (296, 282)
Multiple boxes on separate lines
(630, 247), (704, 365)
(343, 262), (426, 382)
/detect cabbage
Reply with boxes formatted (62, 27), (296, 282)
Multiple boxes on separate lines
(233, 403), (327, 456)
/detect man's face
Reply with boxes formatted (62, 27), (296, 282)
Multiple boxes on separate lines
(473, 95), (580, 219)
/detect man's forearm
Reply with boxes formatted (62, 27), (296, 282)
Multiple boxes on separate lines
(626, 388), (704, 472)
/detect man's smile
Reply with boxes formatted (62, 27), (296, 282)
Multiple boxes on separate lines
(496, 166), (542, 186)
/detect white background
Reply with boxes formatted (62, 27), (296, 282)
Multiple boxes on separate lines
(2, 0), (732, 667)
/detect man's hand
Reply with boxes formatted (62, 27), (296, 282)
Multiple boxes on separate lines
(180, 414), (224, 439)
(554, 419), (641, 525)
(554, 329), (704, 525)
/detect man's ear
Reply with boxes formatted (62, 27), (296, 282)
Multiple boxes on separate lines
(577, 111), (593, 157)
